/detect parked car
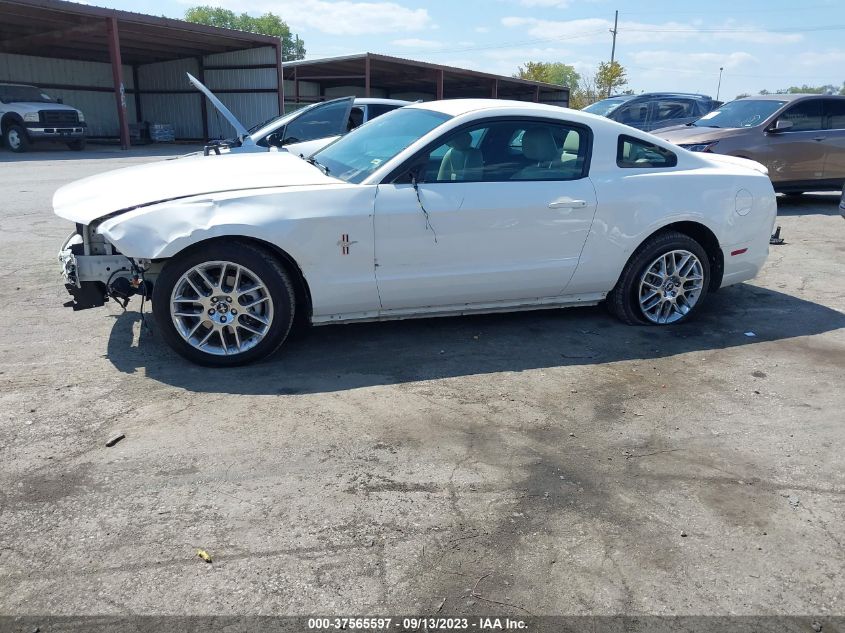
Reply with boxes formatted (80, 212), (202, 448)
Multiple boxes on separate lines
(582, 92), (720, 132)
(0, 82), (86, 152)
(54, 99), (776, 366)
(188, 73), (409, 157)
(656, 94), (845, 193)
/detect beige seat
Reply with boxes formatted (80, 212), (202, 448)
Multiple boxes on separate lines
(513, 126), (561, 180)
(437, 132), (483, 181)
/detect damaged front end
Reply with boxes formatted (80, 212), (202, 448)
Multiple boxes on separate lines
(58, 223), (152, 310)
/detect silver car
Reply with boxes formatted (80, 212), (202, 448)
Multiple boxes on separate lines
(189, 74), (409, 157)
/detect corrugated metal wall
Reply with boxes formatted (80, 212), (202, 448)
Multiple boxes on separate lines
(136, 57), (203, 138)
(202, 46), (279, 138)
(0, 52), (135, 136)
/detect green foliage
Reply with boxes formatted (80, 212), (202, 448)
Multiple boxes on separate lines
(185, 6), (305, 60)
(596, 60), (627, 97)
(515, 61), (580, 88)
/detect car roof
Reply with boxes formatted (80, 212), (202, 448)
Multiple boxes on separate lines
(740, 93), (845, 101)
(616, 92), (714, 100)
(411, 98), (570, 117)
(0, 83), (36, 88)
(352, 98), (411, 106)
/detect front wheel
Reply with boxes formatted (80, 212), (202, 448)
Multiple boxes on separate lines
(607, 230), (710, 326)
(67, 139), (86, 151)
(4, 124), (29, 153)
(152, 241), (295, 366)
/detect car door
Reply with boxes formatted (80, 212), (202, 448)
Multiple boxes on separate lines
(762, 98), (827, 184)
(372, 117), (598, 311)
(822, 98), (845, 183)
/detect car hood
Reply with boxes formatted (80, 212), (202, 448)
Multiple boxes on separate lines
(53, 151), (336, 225)
(8, 101), (82, 115)
(654, 125), (748, 144)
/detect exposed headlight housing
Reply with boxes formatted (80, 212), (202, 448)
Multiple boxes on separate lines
(680, 141), (719, 153)
(77, 111), (85, 122)
(22, 112), (39, 123)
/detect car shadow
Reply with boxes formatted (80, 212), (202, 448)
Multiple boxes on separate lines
(106, 284), (845, 395)
(776, 192), (842, 216)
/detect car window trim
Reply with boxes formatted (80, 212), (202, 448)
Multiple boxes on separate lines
(383, 115), (594, 184)
(822, 98), (845, 131)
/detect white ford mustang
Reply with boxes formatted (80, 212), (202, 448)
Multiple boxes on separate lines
(55, 99), (777, 366)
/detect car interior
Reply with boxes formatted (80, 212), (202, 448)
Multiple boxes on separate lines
(422, 121), (587, 183)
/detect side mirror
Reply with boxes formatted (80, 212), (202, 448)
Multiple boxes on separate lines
(56, 98), (63, 104)
(394, 163), (423, 185)
(771, 119), (793, 133)
(266, 129), (286, 147)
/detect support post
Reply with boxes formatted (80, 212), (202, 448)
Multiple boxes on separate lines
(534, 85), (540, 102)
(106, 17), (130, 149)
(491, 79), (498, 99)
(294, 66), (300, 104)
(608, 9), (618, 98)
(435, 68), (444, 100)
(364, 54), (371, 98)
(275, 42), (285, 115)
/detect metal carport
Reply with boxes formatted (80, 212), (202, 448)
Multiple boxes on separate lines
(0, 0), (283, 148)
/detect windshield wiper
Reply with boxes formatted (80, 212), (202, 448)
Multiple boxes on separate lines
(307, 157), (330, 176)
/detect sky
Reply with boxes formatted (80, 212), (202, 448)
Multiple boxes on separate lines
(96, 0), (843, 100)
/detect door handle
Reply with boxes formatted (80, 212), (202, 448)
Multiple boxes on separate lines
(548, 198), (588, 209)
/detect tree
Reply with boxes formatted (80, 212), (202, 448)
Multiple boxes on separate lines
(185, 6), (305, 60)
(568, 72), (600, 110)
(596, 60), (627, 98)
(515, 61), (580, 89)
(735, 93), (751, 99)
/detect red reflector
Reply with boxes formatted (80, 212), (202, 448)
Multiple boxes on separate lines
(731, 248), (748, 256)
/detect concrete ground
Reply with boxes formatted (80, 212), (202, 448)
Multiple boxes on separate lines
(0, 146), (843, 618)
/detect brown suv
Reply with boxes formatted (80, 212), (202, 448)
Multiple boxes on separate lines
(656, 94), (845, 193)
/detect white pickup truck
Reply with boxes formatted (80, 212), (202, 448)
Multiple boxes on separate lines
(0, 82), (87, 152)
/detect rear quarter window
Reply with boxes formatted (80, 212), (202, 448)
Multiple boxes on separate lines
(617, 134), (677, 168)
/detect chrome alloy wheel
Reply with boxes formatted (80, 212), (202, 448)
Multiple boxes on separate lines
(169, 261), (274, 356)
(638, 249), (704, 324)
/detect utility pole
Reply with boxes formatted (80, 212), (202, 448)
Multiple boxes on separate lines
(608, 10), (618, 98)
(716, 66), (724, 101)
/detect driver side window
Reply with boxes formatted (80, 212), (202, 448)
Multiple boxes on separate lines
(421, 120), (589, 183)
(778, 99), (823, 132)
(282, 100), (350, 145)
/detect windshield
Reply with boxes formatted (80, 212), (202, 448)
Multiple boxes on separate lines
(312, 107), (451, 184)
(0, 85), (55, 104)
(582, 96), (634, 116)
(693, 99), (786, 128)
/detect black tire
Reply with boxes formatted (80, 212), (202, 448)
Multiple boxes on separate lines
(607, 230), (711, 326)
(67, 139), (86, 151)
(4, 124), (30, 153)
(783, 191), (804, 197)
(152, 240), (295, 366)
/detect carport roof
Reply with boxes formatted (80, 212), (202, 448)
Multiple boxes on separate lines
(285, 52), (569, 98)
(0, 0), (280, 65)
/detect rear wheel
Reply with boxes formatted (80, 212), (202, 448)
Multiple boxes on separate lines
(607, 230), (710, 326)
(152, 241), (295, 366)
(4, 124), (29, 153)
(67, 139), (86, 151)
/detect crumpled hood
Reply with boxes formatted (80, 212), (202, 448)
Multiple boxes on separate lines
(53, 151), (335, 225)
(653, 125), (750, 144)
